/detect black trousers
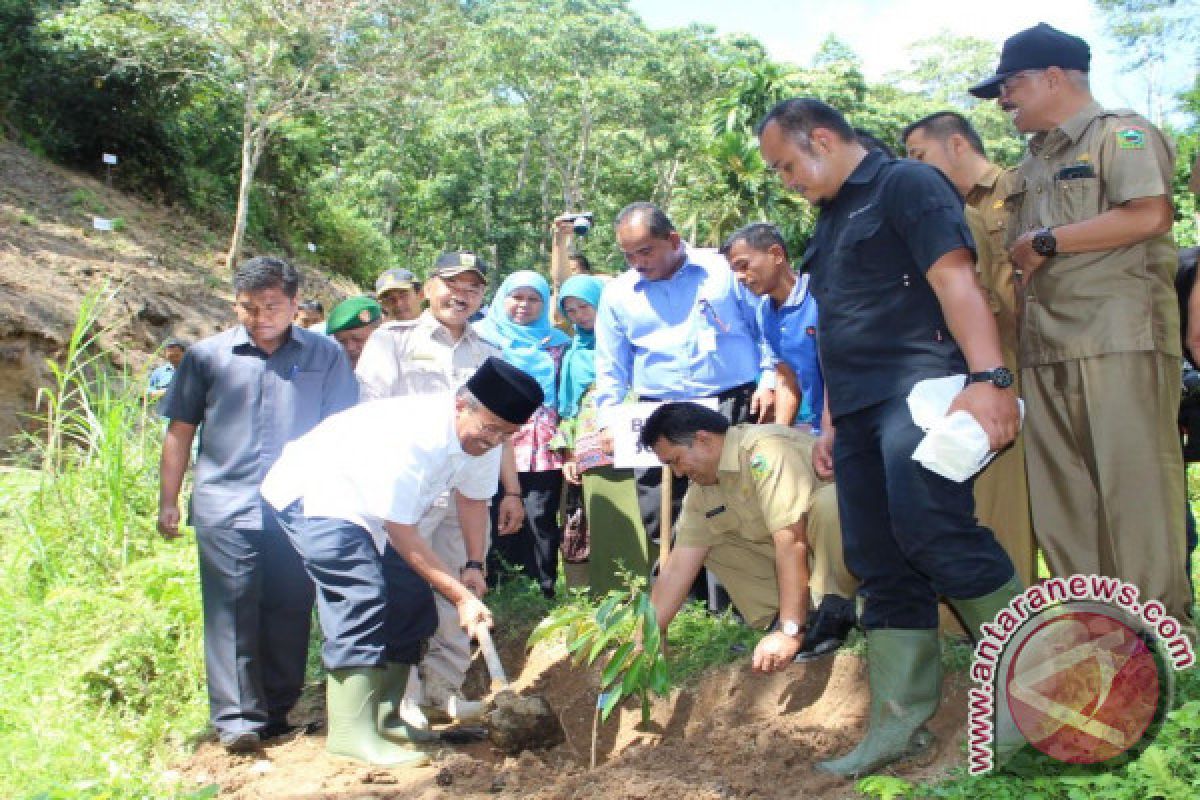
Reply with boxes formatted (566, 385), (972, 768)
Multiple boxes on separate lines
(195, 524), (314, 738)
(833, 393), (1015, 630)
(489, 469), (564, 595)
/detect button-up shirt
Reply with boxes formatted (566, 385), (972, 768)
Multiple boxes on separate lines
(594, 247), (767, 406)
(675, 424), (829, 628)
(807, 150), (972, 418)
(261, 393), (503, 553)
(161, 324), (358, 530)
(1007, 101), (1179, 366)
(355, 311), (500, 401)
(964, 165), (1021, 373)
(760, 272), (824, 429)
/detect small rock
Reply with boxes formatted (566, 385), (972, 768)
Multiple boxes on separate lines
(486, 690), (565, 755)
(249, 760), (272, 775)
(362, 769), (397, 785)
(435, 768), (454, 787)
(489, 775), (507, 793)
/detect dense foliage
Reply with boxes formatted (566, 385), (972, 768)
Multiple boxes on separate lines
(8, 0), (1192, 284)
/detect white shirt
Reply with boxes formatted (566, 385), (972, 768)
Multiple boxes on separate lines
(261, 393), (502, 552)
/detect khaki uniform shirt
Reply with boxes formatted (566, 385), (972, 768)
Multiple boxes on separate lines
(1006, 101), (1179, 366)
(355, 310), (500, 401)
(675, 424), (830, 628)
(965, 165), (1020, 372)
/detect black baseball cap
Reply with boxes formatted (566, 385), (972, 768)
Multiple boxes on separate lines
(431, 251), (489, 280)
(969, 23), (1090, 99)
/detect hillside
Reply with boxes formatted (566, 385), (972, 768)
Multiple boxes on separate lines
(0, 139), (359, 450)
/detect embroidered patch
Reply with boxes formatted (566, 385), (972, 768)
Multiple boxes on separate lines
(805, 325), (816, 336)
(357, 309), (372, 323)
(1116, 128), (1146, 149)
(750, 453), (769, 479)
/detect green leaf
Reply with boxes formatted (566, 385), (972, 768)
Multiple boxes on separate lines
(594, 594), (621, 627)
(855, 775), (915, 799)
(600, 683), (624, 721)
(649, 656), (670, 695)
(621, 652), (646, 695)
(586, 627), (616, 665)
(601, 641), (635, 689)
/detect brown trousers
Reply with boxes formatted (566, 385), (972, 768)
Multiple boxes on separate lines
(1023, 351), (1193, 625)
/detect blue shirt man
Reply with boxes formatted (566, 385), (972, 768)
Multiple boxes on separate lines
(721, 223), (824, 432)
(594, 202), (773, 580)
(158, 256), (358, 753)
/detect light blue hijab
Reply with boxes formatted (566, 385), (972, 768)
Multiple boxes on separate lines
(475, 270), (570, 408)
(557, 275), (604, 419)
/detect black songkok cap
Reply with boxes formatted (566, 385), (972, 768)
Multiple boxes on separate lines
(465, 357), (544, 425)
(968, 23), (1090, 99)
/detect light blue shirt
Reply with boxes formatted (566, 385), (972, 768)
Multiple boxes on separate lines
(594, 247), (768, 406)
(760, 273), (824, 431)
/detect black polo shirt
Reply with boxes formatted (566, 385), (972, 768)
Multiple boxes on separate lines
(806, 150), (973, 419)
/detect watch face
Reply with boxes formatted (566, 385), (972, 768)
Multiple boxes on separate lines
(781, 620), (801, 637)
(993, 367), (1014, 389)
(1032, 230), (1056, 257)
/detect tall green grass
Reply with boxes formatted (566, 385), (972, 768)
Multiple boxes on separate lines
(0, 288), (209, 799)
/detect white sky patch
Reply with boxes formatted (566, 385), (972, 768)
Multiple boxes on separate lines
(628, 0), (1191, 118)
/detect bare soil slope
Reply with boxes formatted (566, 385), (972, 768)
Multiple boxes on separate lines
(0, 139), (356, 449)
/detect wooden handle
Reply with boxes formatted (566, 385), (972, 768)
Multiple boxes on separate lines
(659, 465), (672, 569)
(476, 626), (509, 689)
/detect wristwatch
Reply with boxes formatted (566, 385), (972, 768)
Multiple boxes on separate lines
(966, 367), (1015, 389)
(462, 560), (486, 575)
(780, 620), (807, 638)
(1031, 227), (1058, 257)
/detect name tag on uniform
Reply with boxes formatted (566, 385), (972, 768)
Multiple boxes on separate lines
(705, 505), (727, 518)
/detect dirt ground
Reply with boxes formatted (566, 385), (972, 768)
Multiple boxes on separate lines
(174, 632), (970, 800)
(0, 138), (358, 451)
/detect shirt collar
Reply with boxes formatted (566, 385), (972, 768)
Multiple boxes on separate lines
(420, 309), (478, 345)
(232, 324), (303, 353)
(632, 248), (702, 290)
(843, 149), (886, 187)
(445, 396), (465, 457)
(1030, 101), (1105, 154)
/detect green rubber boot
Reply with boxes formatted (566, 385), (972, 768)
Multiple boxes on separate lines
(377, 663), (435, 743)
(817, 629), (941, 778)
(948, 574), (1023, 644)
(326, 667), (431, 766)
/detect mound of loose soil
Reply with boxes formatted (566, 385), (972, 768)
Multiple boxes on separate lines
(0, 138), (358, 451)
(173, 633), (970, 800)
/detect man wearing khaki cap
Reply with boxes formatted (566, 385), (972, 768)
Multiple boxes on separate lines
(375, 267), (422, 322)
(971, 23), (1193, 629)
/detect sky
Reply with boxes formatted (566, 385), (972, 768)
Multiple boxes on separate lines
(627, 0), (1189, 119)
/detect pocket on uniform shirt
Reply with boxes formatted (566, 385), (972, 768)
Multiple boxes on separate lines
(1052, 176), (1102, 226)
(831, 217), (891, 289)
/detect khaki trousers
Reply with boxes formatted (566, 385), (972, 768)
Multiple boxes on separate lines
(1023, 351), (1193, 624)
(973, 431), (1036, 586)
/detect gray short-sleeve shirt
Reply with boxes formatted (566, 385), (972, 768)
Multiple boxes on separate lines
(161, 324), (359, 530)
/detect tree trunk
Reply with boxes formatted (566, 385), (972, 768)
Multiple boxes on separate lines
(227, 80), (265, 272)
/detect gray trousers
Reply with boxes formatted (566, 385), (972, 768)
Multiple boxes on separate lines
(195, 525), (314, 737)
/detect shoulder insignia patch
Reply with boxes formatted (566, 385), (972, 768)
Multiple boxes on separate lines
(1116, 128), (1146, 149)
(749, 453), (769, 480)
(805, 325), (816, 336)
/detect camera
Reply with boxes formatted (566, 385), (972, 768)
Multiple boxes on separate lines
(571, 212), (594, 236)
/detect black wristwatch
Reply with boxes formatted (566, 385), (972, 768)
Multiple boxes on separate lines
(967, 367), (1015, 389)
(462, 560), (486, 575)
(1031, 227), (1057, 257)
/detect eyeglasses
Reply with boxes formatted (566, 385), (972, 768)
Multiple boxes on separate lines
(1000, 70), (1043, 94)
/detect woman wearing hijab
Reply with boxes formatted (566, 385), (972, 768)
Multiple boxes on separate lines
(475, 271), (570, 597)
(552, 275), (650, 596)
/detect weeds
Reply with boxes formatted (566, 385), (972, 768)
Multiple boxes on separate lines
(0, 289), (208, 799)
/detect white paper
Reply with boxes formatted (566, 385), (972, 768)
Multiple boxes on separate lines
(102, 153), (118, 165)
(601, 398), (719, 469)
(92, 217), (114, 231)
(907, 375), (1023, 483)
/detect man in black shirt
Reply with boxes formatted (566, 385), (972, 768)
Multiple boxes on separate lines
(756, 98), (1021, 778)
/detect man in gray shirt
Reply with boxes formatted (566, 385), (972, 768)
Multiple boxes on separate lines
(158, 256), (358, 753)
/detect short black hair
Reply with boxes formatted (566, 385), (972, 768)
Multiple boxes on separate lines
(854, 128), (896, 158)
(901, 111), (986, 158)
(298, 300), (324, 313)
(719, 222), (790, 261)
(756, 98), (857, 148)
(233, 256), (300, 298)
(568, 252), (592, 272)
(614, 201), (675, 239)
(639, 402), (730, 450)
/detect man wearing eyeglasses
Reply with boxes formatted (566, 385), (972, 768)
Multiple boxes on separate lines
(970, 24), (1193, 630)
(355, 251), (526, 725)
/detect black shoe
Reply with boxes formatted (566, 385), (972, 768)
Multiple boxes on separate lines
(795, 595), (857, 662)
(220, 731), (261, 754)
(262, 720), (321, 741)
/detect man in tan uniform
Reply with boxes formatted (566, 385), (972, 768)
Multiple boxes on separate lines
(356, 251), (526, 722)
(971, 24), (1193, 627)
(902, 111), (1036, 586)
(639, 402), (858, 670)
